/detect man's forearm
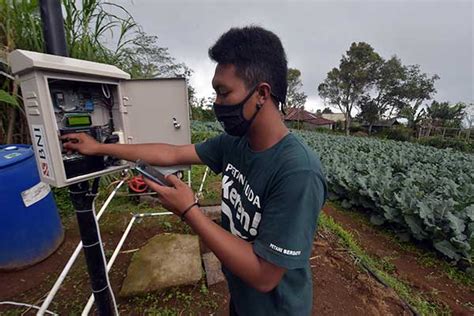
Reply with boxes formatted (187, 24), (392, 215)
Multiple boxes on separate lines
(184, 207), (283, 292)
(97, 143), (179, 166)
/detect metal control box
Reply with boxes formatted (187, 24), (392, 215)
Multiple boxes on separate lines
(9, 49), (191, 187)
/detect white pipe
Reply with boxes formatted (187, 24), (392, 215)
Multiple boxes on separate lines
(0, 301), (57, 315)
(37, 180), (125, 316)
(82, 211), (173, 315)
(197, 167), (209, 198)
(96, 180), (125, 219)
(188, 169), (191, 187)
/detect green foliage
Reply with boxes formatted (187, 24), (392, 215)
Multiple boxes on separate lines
(377, 126), (414, 142)
(348, 124), (365, 134)
(0, 89), (19, 107)
(417, 136), (474, 154)
(322, 107), (333, 114)
(296, 129), (474, 263)
(318, 43), (439, 134)
(0, 0), (44, 53)
(52, 187), (74, 217)
(190, 97), (215, 121)
(426, 101), (466, 128)
(357, 97), (379, 129)
(286, 68), (307, 108)
(318, 42), (383, 134)
(0, 0), (193, 144)
(120, 34), (192, 80)
(191, 120), (222, 133)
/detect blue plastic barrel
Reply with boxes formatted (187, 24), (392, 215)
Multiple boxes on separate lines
(0, 145), (64, 270)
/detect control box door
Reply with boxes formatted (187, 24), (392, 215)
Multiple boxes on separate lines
(120, 78), (191, 146)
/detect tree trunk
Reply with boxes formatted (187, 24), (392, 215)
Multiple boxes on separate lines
(6, 107), (17, 144)
(368, 123), (373, 135)
(0, 112), (4, 143)
(6, 82), (20, 144)
(345, 114), (351, 136)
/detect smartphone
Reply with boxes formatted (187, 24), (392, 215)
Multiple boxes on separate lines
(135, 160), (171, 187)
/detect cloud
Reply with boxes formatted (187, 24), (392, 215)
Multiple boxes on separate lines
(305, 95), (326, 113)
(119, 0), (473, 106)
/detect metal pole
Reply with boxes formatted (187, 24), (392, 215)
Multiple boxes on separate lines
(38, 2), (116, 314)
(82, 212), (173, 315)
(37, 180), (124, 315)
(39, 0), (68, 56)
(69, 180), (115, 315)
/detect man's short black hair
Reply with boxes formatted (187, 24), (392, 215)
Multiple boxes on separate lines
(209, 25), (288, 106)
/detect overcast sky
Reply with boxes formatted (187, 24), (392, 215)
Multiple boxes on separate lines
(118, 0), (473, 112)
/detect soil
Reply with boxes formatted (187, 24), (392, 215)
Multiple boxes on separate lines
(323, 204), (474, 315)
(0, 203), (468, 315)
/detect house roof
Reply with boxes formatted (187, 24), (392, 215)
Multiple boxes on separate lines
(285, 107), (335, 125)
(308, 116), (336, 125)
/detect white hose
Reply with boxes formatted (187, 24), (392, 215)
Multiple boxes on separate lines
(0, 301), (57, 315)
(197, 167), (209, 199)
(37, 180), (124, 316)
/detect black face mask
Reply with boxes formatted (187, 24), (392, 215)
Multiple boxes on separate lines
(213, 86), (263, 137)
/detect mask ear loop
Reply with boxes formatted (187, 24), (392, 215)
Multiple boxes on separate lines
(270, 92), (286, 115)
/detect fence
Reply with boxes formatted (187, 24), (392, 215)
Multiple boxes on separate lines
(417, 126), (473, 141)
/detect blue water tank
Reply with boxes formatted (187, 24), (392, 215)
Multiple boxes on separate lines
(0, 145), (64, 270)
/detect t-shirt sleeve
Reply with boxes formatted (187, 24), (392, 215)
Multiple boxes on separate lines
(194, 133), (227, 174)
(253, 169), (327, 269)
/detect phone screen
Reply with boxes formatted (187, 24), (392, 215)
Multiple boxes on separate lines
(135, 160), (171, 187)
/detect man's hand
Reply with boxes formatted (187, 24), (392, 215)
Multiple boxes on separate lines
(61, 133), (101, 155)
(143, 174), (197, 217)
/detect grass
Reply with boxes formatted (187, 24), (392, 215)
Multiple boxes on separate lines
(190, 164), (222, 206)
(123, 279), (222, 314)
(318, 213), (450, 316)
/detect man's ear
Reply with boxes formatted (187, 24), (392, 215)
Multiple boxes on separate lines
(256, 83), (271, 104)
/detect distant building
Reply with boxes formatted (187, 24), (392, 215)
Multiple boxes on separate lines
(321, 113), (346, 122)
(362, 118), (400, 132)
(284, 107), (335, 129)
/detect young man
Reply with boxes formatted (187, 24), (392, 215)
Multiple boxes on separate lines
(63, 26), (327, 315)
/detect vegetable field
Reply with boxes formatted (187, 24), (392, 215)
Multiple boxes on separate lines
(298, 130), (474, 263)
(192, 121), (474, 263)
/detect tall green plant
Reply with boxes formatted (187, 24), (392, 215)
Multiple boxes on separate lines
(0, 0), (193, 144)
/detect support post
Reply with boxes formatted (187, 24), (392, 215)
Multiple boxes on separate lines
(39, 0), (68, 56)
(69, 179), (114, 315)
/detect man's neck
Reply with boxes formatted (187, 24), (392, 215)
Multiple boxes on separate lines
(247, 105), (289, 152)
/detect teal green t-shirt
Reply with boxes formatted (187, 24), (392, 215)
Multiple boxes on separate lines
(195, 132), (327, 316)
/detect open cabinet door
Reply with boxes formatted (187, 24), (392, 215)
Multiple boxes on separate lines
(120, 78), (191, 145)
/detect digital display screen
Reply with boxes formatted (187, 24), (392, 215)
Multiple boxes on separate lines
(66, 115), (92, 127)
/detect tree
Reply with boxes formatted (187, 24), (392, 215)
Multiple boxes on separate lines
(318, 42), (382, 135)
(120, 34), (192, 79)
(120, 34), (196, 109)
(357, 96), (379, 134)
(359, 55), (438, 126)
(425, 101), (466, 128)
(286, 68), (307, 109)
(0, 0), (195, 144)
(190, 95), (216, 121)
(322, 107), (333, 114)
(368, 56), (406, 119)
(396, 65), (439, 128)
(464, 102), (474, 128)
